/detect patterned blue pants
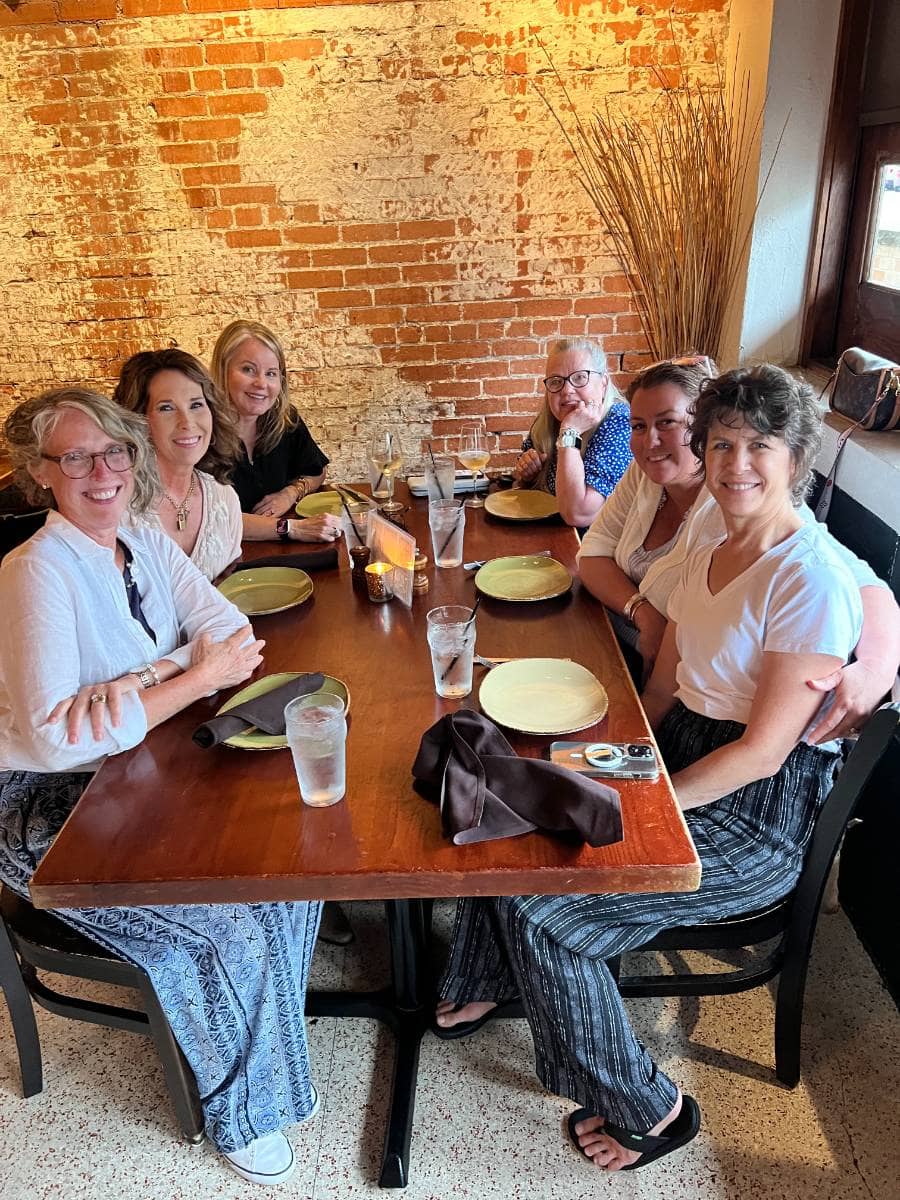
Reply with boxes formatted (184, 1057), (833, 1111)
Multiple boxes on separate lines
(0, 770), (321, 1153)
(439, 704), (840, 1133)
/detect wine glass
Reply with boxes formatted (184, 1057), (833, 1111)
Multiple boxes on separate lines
(367, 429), (404, 516)
(457, 426), (495, 509)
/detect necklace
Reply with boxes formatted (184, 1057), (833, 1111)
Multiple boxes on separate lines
(656, 488), (668, 512)
(162, 472), (196, 532)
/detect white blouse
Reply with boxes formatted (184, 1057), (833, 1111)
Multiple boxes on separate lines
(130, 470), (243, 582)
(0, 513), (247, 773)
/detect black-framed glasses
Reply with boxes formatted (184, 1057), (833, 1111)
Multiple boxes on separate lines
(542, 370), (602, 393)
(41, 444), (135, 479)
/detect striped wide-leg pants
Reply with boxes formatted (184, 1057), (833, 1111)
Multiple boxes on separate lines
(439, 704), (840, 1133)
(0, 769), (322, 1154)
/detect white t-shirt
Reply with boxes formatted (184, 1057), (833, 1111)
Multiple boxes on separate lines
(0, 513), (248, 773)
(668, 523), (863, 738)
(130, 471), (242, 582)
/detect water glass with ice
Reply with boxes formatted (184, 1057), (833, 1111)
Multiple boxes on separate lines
(424, 455), (456, 502)
(284, 692), (347, 808)
(428, 498), (465, 568)
(426, 605), (476, 699)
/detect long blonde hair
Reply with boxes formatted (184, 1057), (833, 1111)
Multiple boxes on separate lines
(524, 338), (623, 489)
(210, 319), (298, 456)
(4, 388), (159, 514)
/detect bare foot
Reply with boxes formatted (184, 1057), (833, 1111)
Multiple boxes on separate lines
(434, 999), (497, 1030)
(572, 1092), (683, 1172)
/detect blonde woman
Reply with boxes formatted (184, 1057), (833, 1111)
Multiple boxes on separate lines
(211, 320), (329, 519)
(514, 337), (632, 527)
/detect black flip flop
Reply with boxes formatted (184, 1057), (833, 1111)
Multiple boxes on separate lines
(431, 998), (520, 1041)
(567, 1094), (700, 1171)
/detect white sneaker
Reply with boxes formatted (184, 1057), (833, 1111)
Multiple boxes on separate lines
(301, 1084), (321, 1123)
(223, 1132), (296, 1186)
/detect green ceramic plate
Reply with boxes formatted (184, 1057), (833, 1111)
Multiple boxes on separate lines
(484, 490), (560, 521)
(296, 490), (345, 518)
(474, 555), (572, 602)
(218, 566), (313, 616)
(478, 658), (608, 735)
(217, 671), (350, 750)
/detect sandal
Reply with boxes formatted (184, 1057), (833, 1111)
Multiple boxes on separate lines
(567, 1094), (700, 1171)
(431, 998), (521, 1041)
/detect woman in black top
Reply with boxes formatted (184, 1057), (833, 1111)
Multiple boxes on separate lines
(211, 320), (330, 518)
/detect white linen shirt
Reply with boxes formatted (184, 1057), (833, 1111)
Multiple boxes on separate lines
(667, 523), (863, 739)
(0, 512), (247, 773)
(577, 462), (885, 617)
(129, 471), (243, 582)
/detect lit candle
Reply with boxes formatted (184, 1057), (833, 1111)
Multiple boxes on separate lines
(364, 560), (394, 602)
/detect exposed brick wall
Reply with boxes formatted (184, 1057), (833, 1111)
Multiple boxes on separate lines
(0, 0), (728, 476)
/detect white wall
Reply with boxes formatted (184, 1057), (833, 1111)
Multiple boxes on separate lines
(731, 0), (843, 366)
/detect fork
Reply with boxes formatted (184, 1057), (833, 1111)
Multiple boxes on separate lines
(474, 654), (572, 669)
(464, 549), (552, 571)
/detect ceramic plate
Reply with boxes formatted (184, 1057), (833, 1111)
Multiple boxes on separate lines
(296, 490), (347, 518)
(218, 566), (313, 616)
(479, 658), (608, 735)
(484, 490), (560, 521)
(474, 555), (572, 602)
(217, 671), (350, 750)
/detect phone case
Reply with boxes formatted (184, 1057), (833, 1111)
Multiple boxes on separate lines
(549, 740), (660, 781)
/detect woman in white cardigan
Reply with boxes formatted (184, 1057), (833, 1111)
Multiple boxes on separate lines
(578, 356), (900, 744)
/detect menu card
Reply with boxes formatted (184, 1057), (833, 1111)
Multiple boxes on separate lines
(368, 512), (416, 607)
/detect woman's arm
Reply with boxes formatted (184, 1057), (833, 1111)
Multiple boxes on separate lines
(554, 444), (608, 526)
(673, 649), (843, 811)
(806, 584), (900, 743)
(251, 471), (327, 518)
(240, 511), (341, 543)
(640, 619), (680, 729)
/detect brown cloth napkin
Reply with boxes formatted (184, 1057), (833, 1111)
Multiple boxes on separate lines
(412, 709), (623, 847)
(192, 672), (326, 749)
(231, 547), (339, 573)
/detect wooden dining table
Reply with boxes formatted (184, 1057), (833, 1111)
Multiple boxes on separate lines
(30, 481), (700, 1187)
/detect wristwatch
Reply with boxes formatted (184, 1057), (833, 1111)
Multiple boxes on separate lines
(275, 518), (291, 542)
(556, 428), (582, 451)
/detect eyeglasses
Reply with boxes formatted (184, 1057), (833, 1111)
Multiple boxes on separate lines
(542, 370), (602, 393)
(41, 444), (135, 479)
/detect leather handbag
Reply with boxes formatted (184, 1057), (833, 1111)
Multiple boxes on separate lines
(822, 347), (900, 430)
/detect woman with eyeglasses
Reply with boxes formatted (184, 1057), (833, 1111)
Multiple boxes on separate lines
(0, 388), (322, 1185)
(211, 320), (337, 527)
(577, 357), (900, 740)
(514, 337), (632, 527)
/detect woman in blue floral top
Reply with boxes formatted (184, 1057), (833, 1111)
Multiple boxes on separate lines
(516, 337), (633, 527)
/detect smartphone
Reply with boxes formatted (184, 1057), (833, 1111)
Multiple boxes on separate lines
(549, 740), (660, 781)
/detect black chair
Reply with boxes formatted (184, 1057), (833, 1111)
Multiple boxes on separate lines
(609, 701), (900, 1088)
(0, 888), (204, 1141)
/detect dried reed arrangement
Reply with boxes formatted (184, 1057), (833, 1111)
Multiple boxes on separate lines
(536, 44), (782, 362)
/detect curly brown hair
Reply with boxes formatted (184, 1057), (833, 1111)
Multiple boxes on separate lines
(113, 348), (240, 483)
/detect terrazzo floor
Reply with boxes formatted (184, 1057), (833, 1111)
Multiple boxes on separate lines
(1, 900), (897, 1200)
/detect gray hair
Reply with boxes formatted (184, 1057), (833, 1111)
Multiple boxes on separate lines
(545, 336), (609, 375)
(689, 364), (822, 505)
(4, 387), (159, 513)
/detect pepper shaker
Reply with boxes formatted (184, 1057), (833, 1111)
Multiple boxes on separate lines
(412, 548), (429, 595)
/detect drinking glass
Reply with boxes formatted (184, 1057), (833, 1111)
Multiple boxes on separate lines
(424, 454), (456, 502)
(426, 605), (477, 698)
(367, 429), (404, 516)
(457, 426), (495, 509)
(284, 692), (347, 808)
(428, 498), (465, 568)
(338, 501), (371, 567)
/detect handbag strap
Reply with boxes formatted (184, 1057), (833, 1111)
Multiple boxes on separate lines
(814, 370), (899, 522)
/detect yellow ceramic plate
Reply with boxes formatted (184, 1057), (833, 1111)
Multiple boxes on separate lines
(218, 566), (313, 616)
(484, 490), (560, 521)
(296, 491), (345, 518)
(216, 671), (350, 750)
(474, 555), (572, 602)
(479, 658), (608, 735)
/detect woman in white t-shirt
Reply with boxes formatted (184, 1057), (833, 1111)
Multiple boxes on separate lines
(434, 367), (888, 1175)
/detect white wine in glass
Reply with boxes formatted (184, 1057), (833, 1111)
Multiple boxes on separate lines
(367, 430), (404, 514)
(457, 426), (494, 509)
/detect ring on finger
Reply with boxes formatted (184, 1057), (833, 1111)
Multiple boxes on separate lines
(89, 692), (107, 705)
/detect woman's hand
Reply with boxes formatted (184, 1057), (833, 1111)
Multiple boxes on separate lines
(555, 394), (606, 435)
(805, 661), (890, 744)
(514, 448), (546, 483)
(190, 628), (266, 692)
(291, 514), (342, 543)
(252, 487), (298, 518)
(48, 673), (144, 745)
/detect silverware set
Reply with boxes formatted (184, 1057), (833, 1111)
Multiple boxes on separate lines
(464, 549), (552, 571)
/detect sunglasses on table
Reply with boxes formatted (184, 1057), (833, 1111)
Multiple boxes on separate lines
(41, 444), (136, 478)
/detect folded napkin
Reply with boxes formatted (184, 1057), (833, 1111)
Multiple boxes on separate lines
(412, 709), (623, 847)
(192, 672), (326, 749)
(230, 547), (339, 573)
